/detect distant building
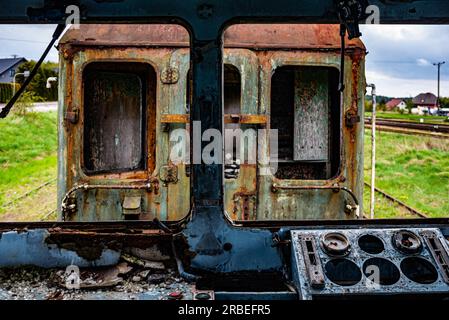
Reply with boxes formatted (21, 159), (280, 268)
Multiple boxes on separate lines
(385, 98), (407, 111)
(0, 57), (27, 83)
(412, 92), (438, 115)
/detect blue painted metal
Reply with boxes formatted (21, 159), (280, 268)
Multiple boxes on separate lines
(0, 229), (120, 268)
(3, 0), (449, 26)
(183, 211), (283, 273)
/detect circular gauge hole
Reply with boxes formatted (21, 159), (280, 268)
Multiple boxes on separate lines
(321, 232), (351, 256)
(392, 230), (422, 255)
(324, 259), (362, 286)
(363, 258), (400, 286)
(400, 257), (438, 284)
(358, 234), (385, 254)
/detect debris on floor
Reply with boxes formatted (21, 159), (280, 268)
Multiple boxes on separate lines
(0, 256), (192, 300)
(121, 253), (166, 270)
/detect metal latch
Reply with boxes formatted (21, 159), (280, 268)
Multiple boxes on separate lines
(335, 0), (370, 39)
(345, 110), (360, 127)
(65, 108), (79, 124)
(122, 196), (142, 216)
(160, 67), (179, 84)
(160, 165), (178, 186)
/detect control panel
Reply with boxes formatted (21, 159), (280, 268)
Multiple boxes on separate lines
(291, 228), (449, 299)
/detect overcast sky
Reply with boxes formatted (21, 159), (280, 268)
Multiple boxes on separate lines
(0, 24), (448, 98)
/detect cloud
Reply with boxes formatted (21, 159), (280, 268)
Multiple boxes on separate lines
(0, 24), (448, 98)
(416, 58), (431, 67)
(366, 69), (449, 98)
(0, 24), (60, 62)
(360, 25), (449, 97)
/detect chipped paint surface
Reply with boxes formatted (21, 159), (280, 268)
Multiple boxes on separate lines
(0, 229), (120, 268)
(57, 24), (365, 222)
(1, 3), (449, 301)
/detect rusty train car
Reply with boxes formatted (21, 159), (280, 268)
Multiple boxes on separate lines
(1, 19), (449, 300)
(57, 24), (366, 222)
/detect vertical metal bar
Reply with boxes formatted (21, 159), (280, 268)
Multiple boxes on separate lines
(436, 62), (441, 110)
(367, 84), (376, 219)
(190, 36), (224, 210)
(433, 61), (445, 109)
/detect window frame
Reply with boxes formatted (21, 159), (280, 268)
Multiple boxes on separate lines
(80, 61), (156, 176)
(268, 61), (344, 183)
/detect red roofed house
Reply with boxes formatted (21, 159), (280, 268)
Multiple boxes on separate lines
(385, 98), (407, 111)
(412, 92), (438, 115)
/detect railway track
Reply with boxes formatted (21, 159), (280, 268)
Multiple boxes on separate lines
(365, 118), (449, 134)
(364, 182), (428, 218)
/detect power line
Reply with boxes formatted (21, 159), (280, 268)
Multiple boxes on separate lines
(0, 37), (49, 44)
(369, 60), (417, 64)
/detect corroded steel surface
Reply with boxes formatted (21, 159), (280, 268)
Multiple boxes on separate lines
(58, 24), (366, 222)
(59, 24), (365, 50)
(2, 0), (449, 298)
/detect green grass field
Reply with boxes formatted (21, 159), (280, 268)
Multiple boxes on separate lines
(0, 111), (447, 220)
(0, 112), (58, 220)
(364, 130), (449, 218)
(365, 111), (449, 125)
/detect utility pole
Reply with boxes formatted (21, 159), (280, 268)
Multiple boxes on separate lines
(433, 61), (446, 108)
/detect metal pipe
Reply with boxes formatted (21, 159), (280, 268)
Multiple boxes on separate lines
(12, 71), (29, 96)
(367, 83), (376, 219)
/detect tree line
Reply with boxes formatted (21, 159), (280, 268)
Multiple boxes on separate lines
(0, 60), (58, 103)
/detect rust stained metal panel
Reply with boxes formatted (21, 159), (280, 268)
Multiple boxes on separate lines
(225, 164), (258, 221)
(59, 46), (185, 222)
(59, 24), (191, 47)
(222, 49), (260, 221)
(224, 24), (365, 50)
(228, 114), (267, 124)
(161, 114), (189, 123)
(162, 49), (191, 220)
(58, 25), (366, 222)
(59, 24), (365, 51)
(255, 48), (365, 220)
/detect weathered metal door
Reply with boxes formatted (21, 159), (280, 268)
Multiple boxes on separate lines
(255, 51), (355, 220)
(59, 44), (193, 222)
(223, 49), (261, 221)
